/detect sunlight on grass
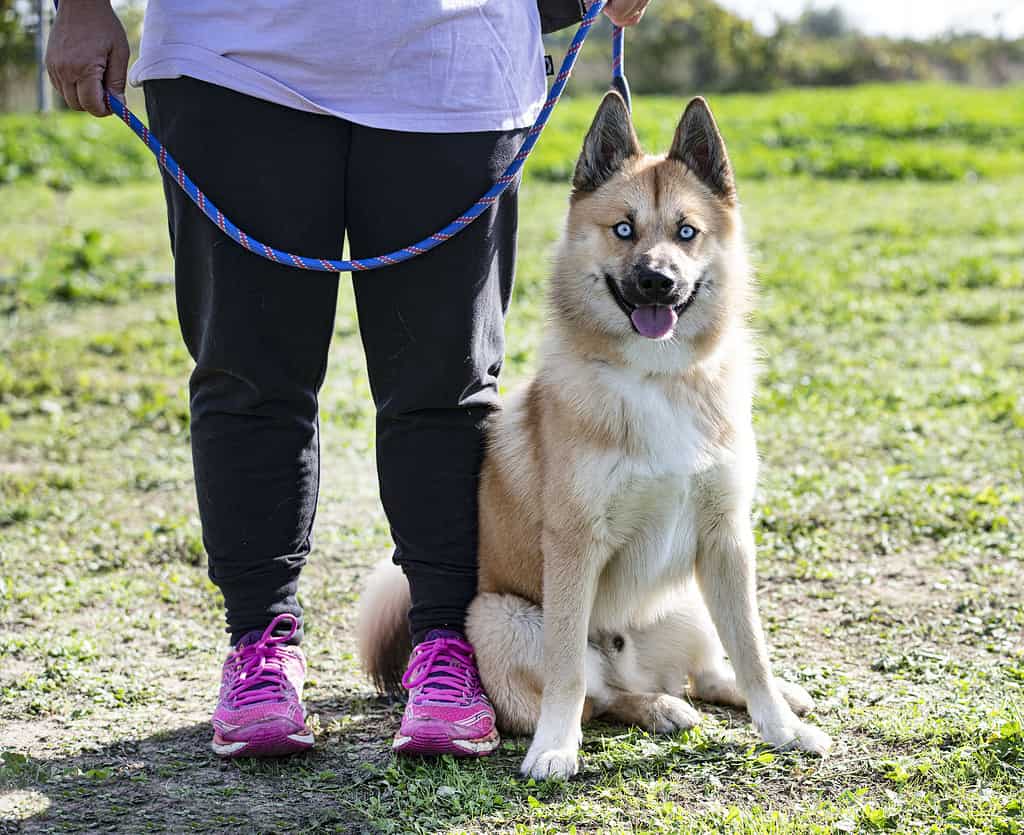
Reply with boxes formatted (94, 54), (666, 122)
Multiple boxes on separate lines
(1, 83), (1022, 832)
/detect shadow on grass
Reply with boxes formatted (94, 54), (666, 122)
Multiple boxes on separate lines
(1, 694), (400, 834)
(3, 700), (788, 834)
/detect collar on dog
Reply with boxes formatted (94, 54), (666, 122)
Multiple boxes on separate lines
(92, 1), (628, 273)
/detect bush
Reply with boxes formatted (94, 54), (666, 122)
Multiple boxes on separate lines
(550, 1), (1024, 93)
(0, 112), (156, 187)
(0, 226), (165, 313)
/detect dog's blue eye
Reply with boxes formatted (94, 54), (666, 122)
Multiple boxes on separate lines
(613, 221), (634, 240)
(678, 224), (697, 241)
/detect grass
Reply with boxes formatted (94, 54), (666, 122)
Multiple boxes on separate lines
(1, 83), (1023, 833)
(529, 84), (1024, 184)
(3, 83), (1022, 191)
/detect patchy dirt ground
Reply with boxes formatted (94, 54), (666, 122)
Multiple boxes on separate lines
(2, 159), (1023, 831)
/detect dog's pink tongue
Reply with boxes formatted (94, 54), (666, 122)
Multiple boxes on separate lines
(630, 305), (678, 339)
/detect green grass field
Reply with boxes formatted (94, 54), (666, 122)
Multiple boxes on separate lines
(1, 84), (1023, 833)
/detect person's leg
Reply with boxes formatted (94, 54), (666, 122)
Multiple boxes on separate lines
(345, 126), (523, 757)
(344, 126), (523, 643)
(143, 77), (349, 646)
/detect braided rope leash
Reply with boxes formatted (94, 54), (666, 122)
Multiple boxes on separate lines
(101, 1), (617, 273)
(611, 24), (631, 111)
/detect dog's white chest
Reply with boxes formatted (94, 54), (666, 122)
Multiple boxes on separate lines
(585, 364), (709, 496)
(572, 368), (713, 629)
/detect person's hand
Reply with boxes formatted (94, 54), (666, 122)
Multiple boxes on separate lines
(603, 0), (651, 27)
(45, 0), (129, 117)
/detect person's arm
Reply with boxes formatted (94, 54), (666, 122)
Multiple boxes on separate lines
(603, 0), (652, 27)
(44, 0), (129, 117)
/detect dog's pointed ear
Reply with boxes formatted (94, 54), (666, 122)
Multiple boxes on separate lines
(669, 97), (736, 201)
(573, 91), (642, 193)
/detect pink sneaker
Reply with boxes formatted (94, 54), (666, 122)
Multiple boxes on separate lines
(393, 629), (500, 757)
(210, 613), (314, 758)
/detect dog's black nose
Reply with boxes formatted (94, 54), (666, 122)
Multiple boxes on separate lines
(636, 268), (676, 301)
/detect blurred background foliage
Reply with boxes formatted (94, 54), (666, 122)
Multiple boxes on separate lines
(1, 0), (1022, 191)
(1, 0), (1023, 110)
(3, 83), (1021, 191)
(552, 1), (1024, 92)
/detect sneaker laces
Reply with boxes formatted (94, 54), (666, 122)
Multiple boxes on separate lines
(401, 633), (482, 706)
(224, 613), (299, 707)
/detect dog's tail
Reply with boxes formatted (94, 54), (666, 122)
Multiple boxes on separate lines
(356, 559), (412, 695)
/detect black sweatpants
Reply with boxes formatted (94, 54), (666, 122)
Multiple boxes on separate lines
(144, 78), (521, 645)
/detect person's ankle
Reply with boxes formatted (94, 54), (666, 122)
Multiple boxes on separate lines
(412, 626), (465, 645)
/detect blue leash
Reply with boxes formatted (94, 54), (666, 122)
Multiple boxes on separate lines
(80, 2), (625, 272)
(611, 22), (631, 111)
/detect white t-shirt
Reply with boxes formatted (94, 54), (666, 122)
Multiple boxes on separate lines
(128, 1), (547, 133)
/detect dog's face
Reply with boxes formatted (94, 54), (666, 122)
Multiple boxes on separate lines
(550, 93), (749, 370)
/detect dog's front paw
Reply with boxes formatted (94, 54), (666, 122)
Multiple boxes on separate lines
(649, 695), (701, 733)
(783, 721), (832, 755)
(759, 712), (832, 756)
(775, 679), (815, 716)
(521, 745), (580, 781)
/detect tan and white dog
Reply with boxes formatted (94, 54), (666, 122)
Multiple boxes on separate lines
(358, 92), (832, 780)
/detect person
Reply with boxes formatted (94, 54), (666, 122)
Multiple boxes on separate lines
(45, 0), (651, 759)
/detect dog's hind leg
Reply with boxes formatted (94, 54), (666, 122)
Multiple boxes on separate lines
(673, 588), (815, 716)
(466, 592), (608, 737)
(607, 594), (814, 719)
(661, 601), (752, 710)
(638, 594), (816, 717)
(691, 665), (814, 716)
(592, 600), (702, 733)
(466, 592), (543, 735)
(601, 692), (700, 733)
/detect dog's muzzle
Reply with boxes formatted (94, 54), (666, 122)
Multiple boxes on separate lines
(605, 273), (701, 340)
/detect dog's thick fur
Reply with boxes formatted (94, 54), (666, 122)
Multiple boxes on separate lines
(357, 93), (832, 779)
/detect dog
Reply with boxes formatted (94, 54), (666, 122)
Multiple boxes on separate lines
(358, 91), (832, 780)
